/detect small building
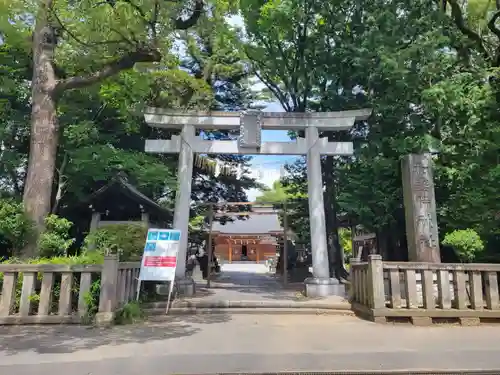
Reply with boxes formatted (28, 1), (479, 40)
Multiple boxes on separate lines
(83, 172), (172, 231)
(211, 206), (284, 263)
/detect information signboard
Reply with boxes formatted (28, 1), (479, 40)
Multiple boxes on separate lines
(138, 229), (181, 282)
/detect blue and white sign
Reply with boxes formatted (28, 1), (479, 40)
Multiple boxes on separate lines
(138, 229), (181, 282)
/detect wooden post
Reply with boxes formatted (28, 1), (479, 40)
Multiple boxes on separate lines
(206, 204), (214, 288)
(351, 225), (357, 260)
(348, 257), (360, 303)
(367, 254), (385, 309)
(96, 254), (119, 326)
(282, 200), (288, 287)
(88, 210), (101, 251)
(228, 240), (232, 263)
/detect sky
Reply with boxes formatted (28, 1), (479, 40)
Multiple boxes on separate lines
(245, 101), (299, 201)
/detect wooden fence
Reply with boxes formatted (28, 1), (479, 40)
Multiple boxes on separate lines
(350, 255), (500, 325)
(0, 255), (141, 325)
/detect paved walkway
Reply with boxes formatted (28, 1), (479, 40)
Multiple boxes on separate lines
(186, 262), (346, 306)
(2, 315), (500, 374)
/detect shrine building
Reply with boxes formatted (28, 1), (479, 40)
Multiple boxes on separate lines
(211, 206), (283, 263)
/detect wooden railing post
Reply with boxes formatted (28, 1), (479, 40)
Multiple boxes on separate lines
(368, 255), (385, 309)
(348, 258), (359, 303)
(96, 254), (119, 326)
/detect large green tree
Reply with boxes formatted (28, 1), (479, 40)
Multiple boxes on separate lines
(0, 0), (239, 255)
(0, 2), (259, 257)
(243, 0), (500, 265)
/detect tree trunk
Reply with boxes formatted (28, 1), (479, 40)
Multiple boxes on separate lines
(22, 8), (59, 258)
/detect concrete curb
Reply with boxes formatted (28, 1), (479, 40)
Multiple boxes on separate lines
(191, 371), (500, 375)
(145, 307), (355, 318)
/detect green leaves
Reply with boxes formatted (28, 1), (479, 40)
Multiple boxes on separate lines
(255, 181), (289, 204)
(64, 144), (174, 199)
(241, 0), (499, 258)
(83, 223), (148, 261)
(442, 229), (485, 262)
(0, 199), (34, 255)
(37, 215), (75, 258)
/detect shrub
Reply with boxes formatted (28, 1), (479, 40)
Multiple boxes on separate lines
(339, 228), (353, 261)
(0, 199), (34, 256)
(114, 301), (144, 325)
(1, 252), (104, 269)
(442, 229), (484, 262)
(83, 223), (148, 261)
(82, 279), (102, 324)
(0, 202), (76, 259)
(37, 215), (75, 258)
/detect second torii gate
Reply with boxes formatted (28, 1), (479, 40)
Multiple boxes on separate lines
(144, 108), (372, 297)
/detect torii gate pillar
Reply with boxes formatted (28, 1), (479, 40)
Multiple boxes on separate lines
(144, 108), (372, 297)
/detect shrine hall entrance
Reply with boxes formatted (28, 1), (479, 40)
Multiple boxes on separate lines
(217, 234), (277, 263)
(200, 201), (293, 288)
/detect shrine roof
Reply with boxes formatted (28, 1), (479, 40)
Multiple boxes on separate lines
(84, 172), (171, 219)
(211, 210), (283, 235)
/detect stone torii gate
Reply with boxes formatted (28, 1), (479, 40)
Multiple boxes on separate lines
(144, 107), (372, 297)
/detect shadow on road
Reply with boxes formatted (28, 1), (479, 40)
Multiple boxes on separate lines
(0, 313), (231, 356)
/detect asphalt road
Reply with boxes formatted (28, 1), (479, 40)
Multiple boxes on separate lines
(2, 314), (500, 374)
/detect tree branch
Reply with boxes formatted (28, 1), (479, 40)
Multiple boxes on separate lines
(51, 152), (68, 214)
(50, 9), (131, 47)
(253, 34), (295, 100)
(244, 43), (290, 108)
(55, 47), (161, 93)
(446, 0), (492, 61)
(253, 67), (292, 111)
(488, 10), (500, 39)
(151, 0), (160, 39)
(174, 0), (204, 30)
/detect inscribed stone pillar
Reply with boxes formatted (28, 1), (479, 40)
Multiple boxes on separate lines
(173, 124), (195, 277)
(401, 153), (441, 263)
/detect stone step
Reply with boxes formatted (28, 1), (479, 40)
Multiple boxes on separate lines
(144, 307), (354, 318)
(143, 300), (350, 310)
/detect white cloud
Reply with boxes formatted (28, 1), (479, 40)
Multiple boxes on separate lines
(246, 167), (282, 201)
